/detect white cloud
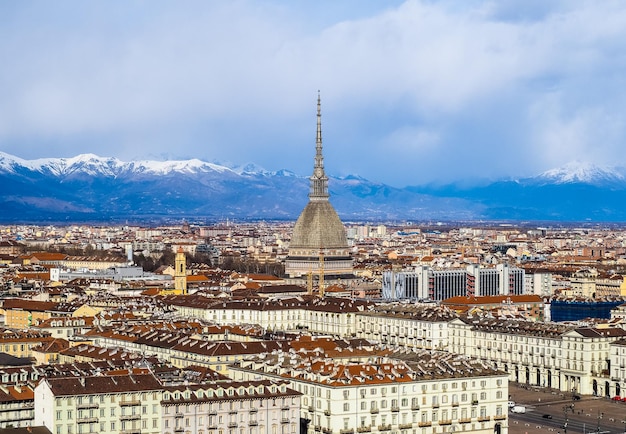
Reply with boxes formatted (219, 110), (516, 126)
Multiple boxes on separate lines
(1, 0), (626, 185)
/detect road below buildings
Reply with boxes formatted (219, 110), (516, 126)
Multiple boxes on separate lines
(508, 383), (626, 434)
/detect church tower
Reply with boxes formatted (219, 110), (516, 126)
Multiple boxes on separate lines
(285, 92), (353, 287)
(174, 247), (187, 295)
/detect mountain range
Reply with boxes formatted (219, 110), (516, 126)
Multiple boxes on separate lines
(1, 152), (626, 224)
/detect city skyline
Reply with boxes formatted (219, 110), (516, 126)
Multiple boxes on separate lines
(1, 1), (626, 187)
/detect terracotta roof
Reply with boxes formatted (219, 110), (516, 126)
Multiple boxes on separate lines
(442, 294), (543, 306)
(27, 252), (68, 261)
(44, 372), (162, 396)
(1, 298), (59, 312)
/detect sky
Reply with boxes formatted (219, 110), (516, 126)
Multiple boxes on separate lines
(1, 0), (626, 187)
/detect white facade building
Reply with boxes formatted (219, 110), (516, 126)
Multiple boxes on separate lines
(161, 380), (301, 434)
(231, 349), (509, 434)
(34, 371), (164, 434)
(448, 317), (626, 396)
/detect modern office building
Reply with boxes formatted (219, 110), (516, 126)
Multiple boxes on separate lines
(382, 264), (525, 301)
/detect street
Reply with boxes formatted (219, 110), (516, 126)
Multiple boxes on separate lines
(508, 383), (626, 434)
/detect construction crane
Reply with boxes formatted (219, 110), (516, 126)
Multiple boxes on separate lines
(319, 248), (325, 298)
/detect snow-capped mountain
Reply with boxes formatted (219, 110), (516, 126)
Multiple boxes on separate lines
(0, 152), (472, 223)
(2, 153), (626, 223)
(532, 161), (626, 186)
(0, 152), (236, 178)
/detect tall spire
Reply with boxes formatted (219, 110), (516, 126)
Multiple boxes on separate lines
(310, 90), (329, 200)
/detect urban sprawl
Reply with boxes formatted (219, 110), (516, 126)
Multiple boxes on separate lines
(1, 221), (626, 434)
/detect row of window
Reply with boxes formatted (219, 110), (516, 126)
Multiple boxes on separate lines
(55, 418), (158, 434)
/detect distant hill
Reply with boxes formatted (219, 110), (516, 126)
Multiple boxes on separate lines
(1, 152), (626, 223)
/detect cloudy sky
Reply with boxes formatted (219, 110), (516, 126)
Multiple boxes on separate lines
(1, 0), (625, 187)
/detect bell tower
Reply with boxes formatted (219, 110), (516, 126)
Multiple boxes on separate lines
(174, 247), (187, 295)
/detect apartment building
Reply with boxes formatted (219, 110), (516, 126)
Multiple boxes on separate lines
(231, 349), (509, 434)
(609, 338), (626, 399)
(448, 317), (626, 396)
(87, 328), (289, 374)
(524, 271), (553, 296)
(0, 328), (55, 359)
(161, 380), (301, 434)
(0, 384), (35, 428)
(34, 370), (164, 434)
(1, 299), (60, 329)
(162, 296), (371, 337)
(353, 304), (456, 350)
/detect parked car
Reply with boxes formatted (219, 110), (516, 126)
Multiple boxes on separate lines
(542, 414), (552, 419)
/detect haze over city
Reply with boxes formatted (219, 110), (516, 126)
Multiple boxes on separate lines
(2, 1), (626, 187)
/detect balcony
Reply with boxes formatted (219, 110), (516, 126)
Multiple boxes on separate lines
(249, 421), (258, 426)
(314, 426), (322, 432)
(174, 429), (185, 434)
(322, 428), (333, 434)
(77, 403), (99, 410)
(391, 406), (400, 412)
(398, 424), (412, 429)
(451, 402), (459, 407)
(281, 418), (290, 424)
(438, 420), (452, 426)
(119, 400), (141, 407)
(494, 415), (507, 420)
(357, 426), (372, 433)
(411, 405), (420, 411)
(175, 412), (184, 419)
(418, 422), (432, 427)
(370, 408), (379, 414)
(339, 429), (354, 434)
(432, 403), (439, 408)
(459, 418), (471, 424)
(208, 410), (217, 416)
(228, 422), (238, 428)
(249, 407), (258, 413)
(324, 410), (331, 416)
(478, 416), (491, 422)
(120, 430), (142, 434)
(377, 424), (391, 431)
(77, 417), (98, 424)
(120, 414), (141, 421)
(308, 406), (315, 413)
(471, 400), (479, 405)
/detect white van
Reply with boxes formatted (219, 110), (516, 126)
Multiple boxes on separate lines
(511, 405), (526, 414)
